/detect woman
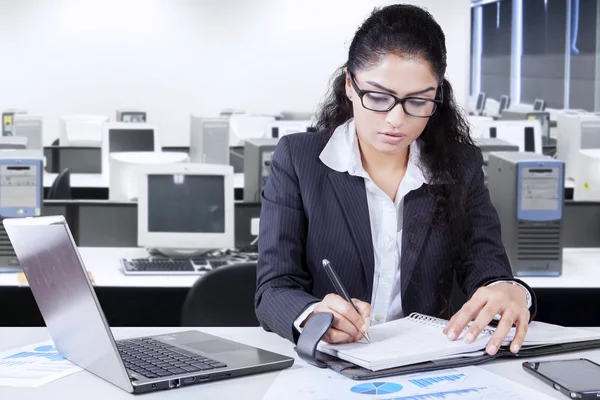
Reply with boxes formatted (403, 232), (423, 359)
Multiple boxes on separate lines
(255, 4), (536, 356)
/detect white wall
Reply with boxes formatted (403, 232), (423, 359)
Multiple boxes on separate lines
(0, 0), (471, 147)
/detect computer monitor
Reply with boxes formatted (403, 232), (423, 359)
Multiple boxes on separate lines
(109, 151), (189, 202)
(533, 99), (546, 111)
(101, 122), (160, 176)
(60, 114), (108, 147)
(137, 163), (234, 256)
(473, 120), (543, 154)
(475, 92), (487, 115)
(265, 120), (313, 138)
(228, 114), (275, 146)
(498, 95), (511, 114)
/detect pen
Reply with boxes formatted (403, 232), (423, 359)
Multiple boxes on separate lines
(321, 259), (371, 343)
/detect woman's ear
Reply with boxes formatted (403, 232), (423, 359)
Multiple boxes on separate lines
(344, 68), (353, 100)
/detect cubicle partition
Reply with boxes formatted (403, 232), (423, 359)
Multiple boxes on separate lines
(41, 199), (600, 249)
(42, 200), (261, 248)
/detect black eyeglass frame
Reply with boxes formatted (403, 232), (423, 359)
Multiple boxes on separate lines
(348, 72), (444, 118)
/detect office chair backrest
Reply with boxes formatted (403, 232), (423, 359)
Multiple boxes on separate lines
(47, 168), (72, 200)
(181, 262), (259, 327)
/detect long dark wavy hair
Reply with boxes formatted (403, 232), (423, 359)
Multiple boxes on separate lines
(315, 4), (476, 305)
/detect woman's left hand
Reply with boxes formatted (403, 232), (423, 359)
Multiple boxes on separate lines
(442, 283), (530, 355)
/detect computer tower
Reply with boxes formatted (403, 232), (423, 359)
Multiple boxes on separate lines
(0, 157), (44, 272)
(243, 138), (278, 202)
(189, 116), (230, 165)
(487, 152), (564, 277)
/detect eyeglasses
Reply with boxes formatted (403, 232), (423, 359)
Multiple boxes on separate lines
(348, 72), (443, 118)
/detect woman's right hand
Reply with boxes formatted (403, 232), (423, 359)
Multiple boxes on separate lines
(309, 293), (371, 344)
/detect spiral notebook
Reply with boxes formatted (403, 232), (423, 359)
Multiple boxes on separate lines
(316, 313), (600, 372)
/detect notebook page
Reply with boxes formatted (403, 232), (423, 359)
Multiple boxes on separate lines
(502, 321), (600, 346)
(317, 317), (492, 371)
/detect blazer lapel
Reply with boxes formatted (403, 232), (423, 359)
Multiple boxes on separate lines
(401, 187), (438, 297)
(328, 171), (374, 295)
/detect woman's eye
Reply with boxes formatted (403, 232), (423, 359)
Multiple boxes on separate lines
(365, 93), (391, 103)
(407, 99), (427, 107)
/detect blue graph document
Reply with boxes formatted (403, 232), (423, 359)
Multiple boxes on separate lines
(0, 341), (82, 387)
(262, 366), (554, 400)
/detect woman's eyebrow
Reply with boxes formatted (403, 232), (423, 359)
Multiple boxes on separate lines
(365, 80), (435, 97)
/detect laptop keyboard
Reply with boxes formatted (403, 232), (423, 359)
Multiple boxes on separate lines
(117, 338), (227, 379)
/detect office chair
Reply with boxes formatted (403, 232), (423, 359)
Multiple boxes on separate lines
(180, 262), (260, 327)
(47, 168), (72, 199)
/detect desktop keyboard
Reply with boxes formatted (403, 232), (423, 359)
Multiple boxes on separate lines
(121, 258), (230, 275)
(117, 338), (227, 379)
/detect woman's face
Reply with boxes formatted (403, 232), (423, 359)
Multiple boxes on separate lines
(346, 54), (439, 156)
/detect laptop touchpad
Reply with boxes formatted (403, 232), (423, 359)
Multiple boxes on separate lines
(184, 340), (245, 354)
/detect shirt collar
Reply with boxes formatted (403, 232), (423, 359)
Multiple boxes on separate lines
(319, 119), (430, 185)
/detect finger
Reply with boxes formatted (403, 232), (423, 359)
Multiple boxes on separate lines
(326, 296), (369, 335)
(510, 311), (530, 353)
(465, 303), (501, 344)
(351, 298), (372, 323)
(323, 327), (355, 344)
(329, 310), (361, 338)
(486, 311), (517, 355)
(443, 313), (459, 334)
(445, 295), (487, 341)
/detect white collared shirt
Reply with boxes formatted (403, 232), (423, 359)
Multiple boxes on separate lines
(292, 119), (531, 332)
(295, 119), (428, 329)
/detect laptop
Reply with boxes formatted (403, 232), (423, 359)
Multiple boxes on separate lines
(3, 215), (294, 394)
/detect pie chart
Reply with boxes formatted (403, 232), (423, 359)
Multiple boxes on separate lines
(350, 382), (403, 395)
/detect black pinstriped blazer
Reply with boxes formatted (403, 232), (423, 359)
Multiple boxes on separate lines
(254, 131), (537, 343)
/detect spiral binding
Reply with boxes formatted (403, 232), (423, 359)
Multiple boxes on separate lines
(408, 312), (496, 336)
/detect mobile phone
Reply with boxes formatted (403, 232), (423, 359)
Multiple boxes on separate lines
(522, 358), (600, 399)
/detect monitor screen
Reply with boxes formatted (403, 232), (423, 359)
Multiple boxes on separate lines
(476, 93), (486, 110)
(147, 174), (225, 233)
(533, 100), (545, 111)
(108, 129), (155, 153)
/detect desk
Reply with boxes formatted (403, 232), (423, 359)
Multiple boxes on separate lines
(3, 247), (598, 289)
(1, 248), (599, 327)
(2, 247), (201, 289)
(1, 326), (599, 399)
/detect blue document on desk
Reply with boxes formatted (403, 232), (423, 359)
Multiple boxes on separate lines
(263, 365), (555, 400)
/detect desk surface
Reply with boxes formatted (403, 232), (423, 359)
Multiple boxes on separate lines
(1, 326), (599, 399)
(44, 173), (245, 189)
(0, 247), (598, 289)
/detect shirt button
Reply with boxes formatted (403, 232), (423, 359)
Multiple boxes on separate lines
(383, 276), (392, 284)
(387, 235), (394, 243)
(375, 315), (384, 322)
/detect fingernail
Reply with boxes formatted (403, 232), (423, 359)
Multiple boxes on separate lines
(464, 333), (474, 343)
(487, 345), (497, 355)
(447, 331), (457, 341)
(361, 324), (368, 332)
(511, 344), (520, 353)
